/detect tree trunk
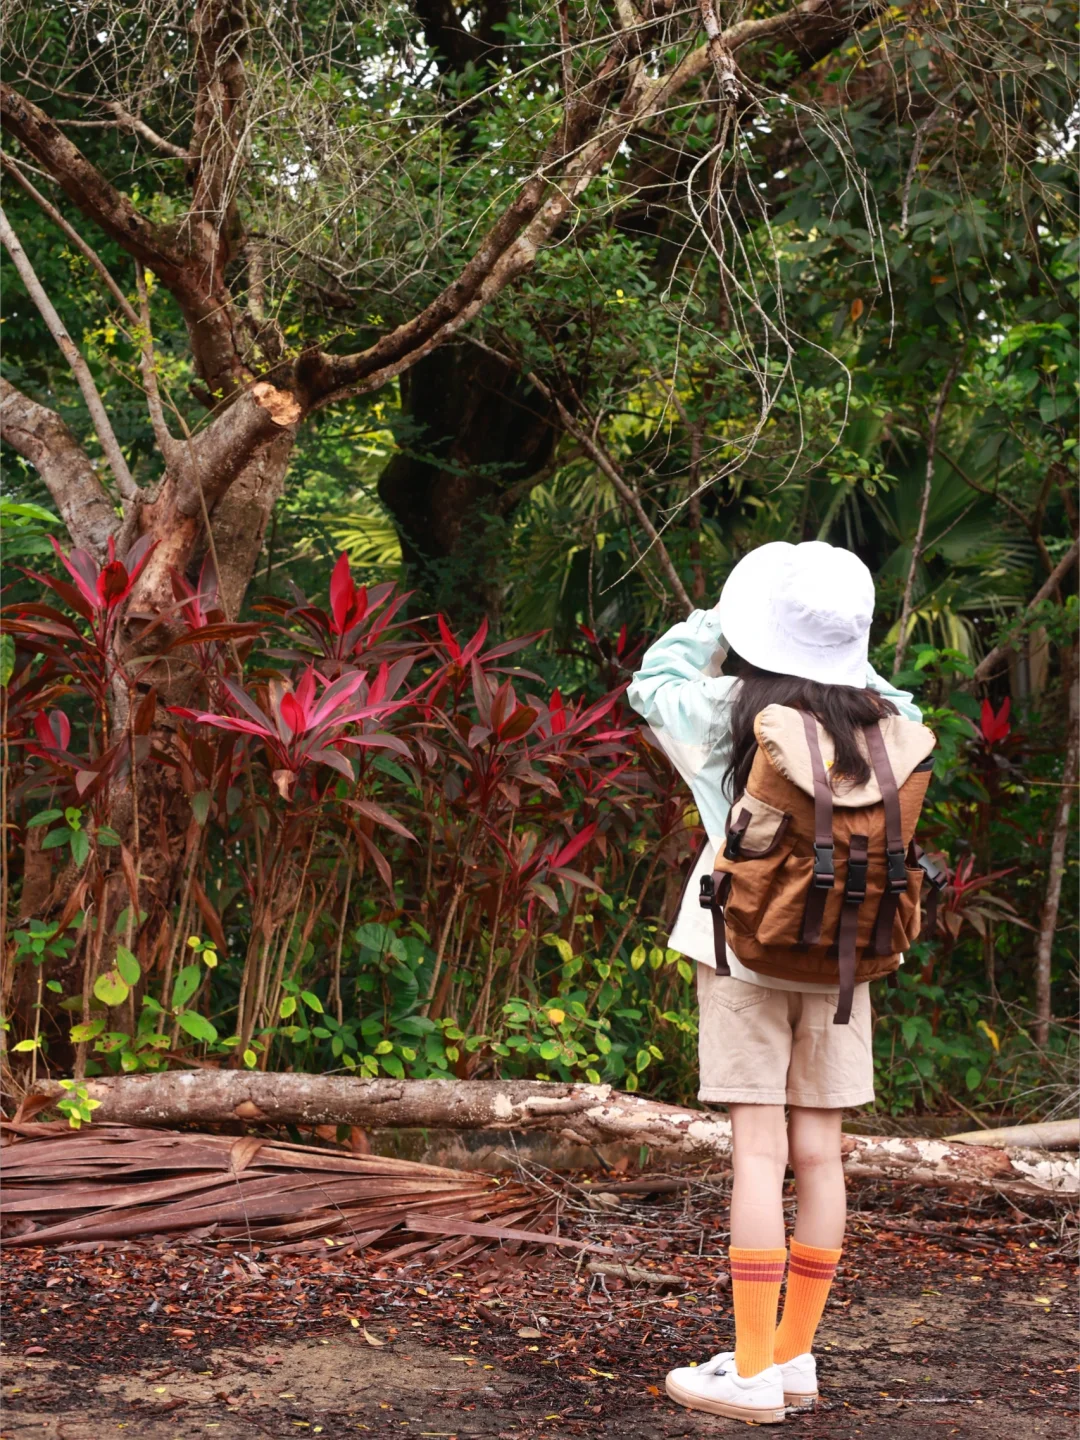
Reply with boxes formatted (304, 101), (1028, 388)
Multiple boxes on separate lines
(377, 344), (557, 619)
(29, 1073), (1079, 1199)
(201, 430), (295, 618)
(1033, 649), (1079, 1046)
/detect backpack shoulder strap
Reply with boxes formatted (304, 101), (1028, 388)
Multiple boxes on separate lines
(864, 722), (909, 956)
(699, 869), (732, 974)
(800, 711), (867, 1025)
(798, 710), (835, 946)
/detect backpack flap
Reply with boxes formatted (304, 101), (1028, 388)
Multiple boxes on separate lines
(753, 705), (936, 805)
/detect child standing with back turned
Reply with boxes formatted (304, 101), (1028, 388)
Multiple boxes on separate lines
(628, 541), (934, 1424)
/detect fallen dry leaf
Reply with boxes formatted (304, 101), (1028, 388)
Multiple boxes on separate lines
(362, 1328), (386, 1347)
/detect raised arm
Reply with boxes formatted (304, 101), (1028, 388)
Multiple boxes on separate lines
(627, 610), (738, 731)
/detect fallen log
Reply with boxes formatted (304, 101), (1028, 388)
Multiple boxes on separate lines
(26, 1073), (1078, 1200)
(943, 1119), (1080, 1151)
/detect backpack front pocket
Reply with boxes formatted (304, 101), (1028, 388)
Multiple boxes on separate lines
(725, 790), (791, 859)
(719, 790), (796, 938)
(753, 854), (817, 946)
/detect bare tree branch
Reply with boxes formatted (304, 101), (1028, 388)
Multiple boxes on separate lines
(1, 81), (246, 395)
(972, 542), (1080, 684)
(1033, 645), (1078, 1046)
(0, 153), (141, 329)
(0, 377), (119, 556)
(940, 446), (1055, 577)
(188, 1), (249, 273)
(57, 101), (192, 161)
(0, 202), (140, 505)
(523, 369), (694, 615)
(134, 269), (183, 469)
(1, 82), (186, 284)
(176, 383), (302, 518)
(311, 0), (886, 408)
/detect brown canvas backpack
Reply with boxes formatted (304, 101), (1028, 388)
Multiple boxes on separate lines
(699, 703), (945, 1024)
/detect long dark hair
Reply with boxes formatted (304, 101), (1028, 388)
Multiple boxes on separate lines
(722, 651), (898, 802)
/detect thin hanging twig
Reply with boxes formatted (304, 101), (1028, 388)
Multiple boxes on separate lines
(893, 351), (965, 675)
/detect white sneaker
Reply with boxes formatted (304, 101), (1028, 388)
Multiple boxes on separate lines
(779, 1352), (818, 1407)
(665, 1351), (786, 1424)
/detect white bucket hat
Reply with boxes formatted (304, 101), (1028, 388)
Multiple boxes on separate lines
(717, 541), (875, 688)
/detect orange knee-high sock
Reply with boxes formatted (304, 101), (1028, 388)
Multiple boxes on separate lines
(774, 1240), (842, 1363)
(729, 1247), (787, 1377)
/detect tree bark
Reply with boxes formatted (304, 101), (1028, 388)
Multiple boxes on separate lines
(201, 429), (296, 619)
(377, 345), (558, 616)
(28, 1073), (1078, 1199)
(1033, 649), (1079, 1046)
(0, 378), (119, 558)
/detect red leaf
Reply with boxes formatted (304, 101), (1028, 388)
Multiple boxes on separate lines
(356, 828), (393, 889)
(47, 538), (100, 612)
(549, 689), (566, 734)
(979, 696), (1011, 745)
(548, 821), (598, 871)
(34, 709), (71, 751)
(97, 560), (130, 606)
(279, 692), (306, 737)
(498, 704), (538, 742)
(490, 679), (517, 733)
(346, 798), (418, 841)
(329, 553), (356, 634)
(459, 617), (490, 665)
(436, 614), (461, 659)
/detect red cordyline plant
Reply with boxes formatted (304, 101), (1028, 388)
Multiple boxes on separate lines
(4, 542), (696, 1086)
(159, 556), (263, 691)
(170, 660), (415, 801)
(256, 553), (413, 669)
(4, 535), (156, 711)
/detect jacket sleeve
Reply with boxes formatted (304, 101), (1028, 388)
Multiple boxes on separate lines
(866, 665), (922, 723)
(626, 609), (738, 747)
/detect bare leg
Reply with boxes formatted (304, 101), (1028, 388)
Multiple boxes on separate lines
(728, 1103), (788, 1249)
(787, 1106), (846, 1248)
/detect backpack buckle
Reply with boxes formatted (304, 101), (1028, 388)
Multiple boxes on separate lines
(844, 855), (868, 903)
(812, 842), (835, 888)
(699, 874), (716, 910)
(886, 847), (907, 893)
(918, 853), (947, 892)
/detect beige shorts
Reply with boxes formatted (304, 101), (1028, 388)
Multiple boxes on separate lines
(696, 963), (874, 1109)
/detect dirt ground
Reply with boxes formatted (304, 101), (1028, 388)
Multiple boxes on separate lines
(1, 1175), (1075, 1439)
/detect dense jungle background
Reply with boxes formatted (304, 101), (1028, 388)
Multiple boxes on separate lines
(0, 0), (1076, 1125)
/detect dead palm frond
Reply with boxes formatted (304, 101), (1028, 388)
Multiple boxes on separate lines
(0, 1122), (563, 1262)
